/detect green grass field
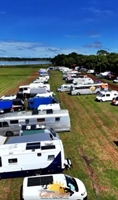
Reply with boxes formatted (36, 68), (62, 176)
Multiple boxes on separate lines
(0, 67), (118, 200)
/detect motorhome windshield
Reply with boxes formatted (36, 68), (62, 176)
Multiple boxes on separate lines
(98, 93), (105, 97)
(65, 175), (78, 192)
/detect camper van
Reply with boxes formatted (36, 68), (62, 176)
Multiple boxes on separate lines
(21, 173), (87, 200)
(69, 83), (108, 95)
(0, 109), (70, 132)
(57, 84), (73, 92)
(95, 90), (118, 102)
(0, 140), (71, 179)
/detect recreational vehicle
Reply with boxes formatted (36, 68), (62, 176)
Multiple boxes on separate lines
(0, 109), (71, 132)
(21, 173), (87, 200)
(0, 140), (71, 179)
(69, 83), (108, 95)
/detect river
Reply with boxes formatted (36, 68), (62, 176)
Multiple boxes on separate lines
(0, 60), (51, 66)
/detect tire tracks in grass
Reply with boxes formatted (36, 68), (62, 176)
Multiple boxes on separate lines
(60, 93), (118, 198)
(58, 94), (102, 199)
(78, 97), (118, 169)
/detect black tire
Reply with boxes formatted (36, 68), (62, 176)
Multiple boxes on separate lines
(77, 92), (80, 95)
(100, 99), (103, 102)
(6, 131), (13, 136)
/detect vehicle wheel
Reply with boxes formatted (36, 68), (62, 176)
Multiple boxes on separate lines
(77, 93), (80, 95)
(6, 131), (13, 136)
(100, 99), (103, 102)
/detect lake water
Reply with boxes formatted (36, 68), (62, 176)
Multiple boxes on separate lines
(0, 60), (51, 66)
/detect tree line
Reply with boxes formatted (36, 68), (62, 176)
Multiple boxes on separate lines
(51, 50), (118, 74)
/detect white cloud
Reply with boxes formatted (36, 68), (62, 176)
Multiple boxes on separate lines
(0, 40), (109, 58)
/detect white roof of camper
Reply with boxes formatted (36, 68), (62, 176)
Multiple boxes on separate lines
(0, 109), (69, 119)
(0, 139), (62, 156)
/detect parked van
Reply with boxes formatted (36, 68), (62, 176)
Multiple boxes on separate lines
(21, 173), (87, 200)
(57, 84), (73, 92)
(95, 90), (118, 102)
(69, 83), (108, 95)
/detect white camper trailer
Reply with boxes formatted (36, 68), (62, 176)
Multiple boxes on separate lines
(21, 173), (87, 200)
(0, 140), (71, 179)
(0, 109), (71, 132)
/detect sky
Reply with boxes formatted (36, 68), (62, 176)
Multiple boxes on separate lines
(0, 0), (118, 58)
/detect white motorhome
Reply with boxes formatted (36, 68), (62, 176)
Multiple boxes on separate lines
(73, 77), (94, 85)
(0, 109), (71, 132)
(33, 76), (49, 83)
(95, 90), (118, 102)
(69, 83), (108, 95)
(0, 140), (71, 179)
(18, 84), (50, 94)
(21, 173), (87, 200)
(38, 103), (61, 111)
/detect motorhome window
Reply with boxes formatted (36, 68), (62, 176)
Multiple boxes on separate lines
(8, 158), (17, 163)
(37, 153), (41, 156)
(41, 145), (55, 150)
(106, 94), (110, 97)
(27, 176), (53, 187)
(32, 110), (39, 115)
(26, 142), (40, 150)
(46, 109), (53, 114)
(25, 119), (29, 124)
(48, 155), (55, 160)
(37, 118), (45, 122)
(55, 117), (60, 121)
(0, 157), (2, 167)
(3, 121), (9, 127)
(19, 119), (25, 123)
(10, 120), (18, 124)
(0, 122), (2, 127)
